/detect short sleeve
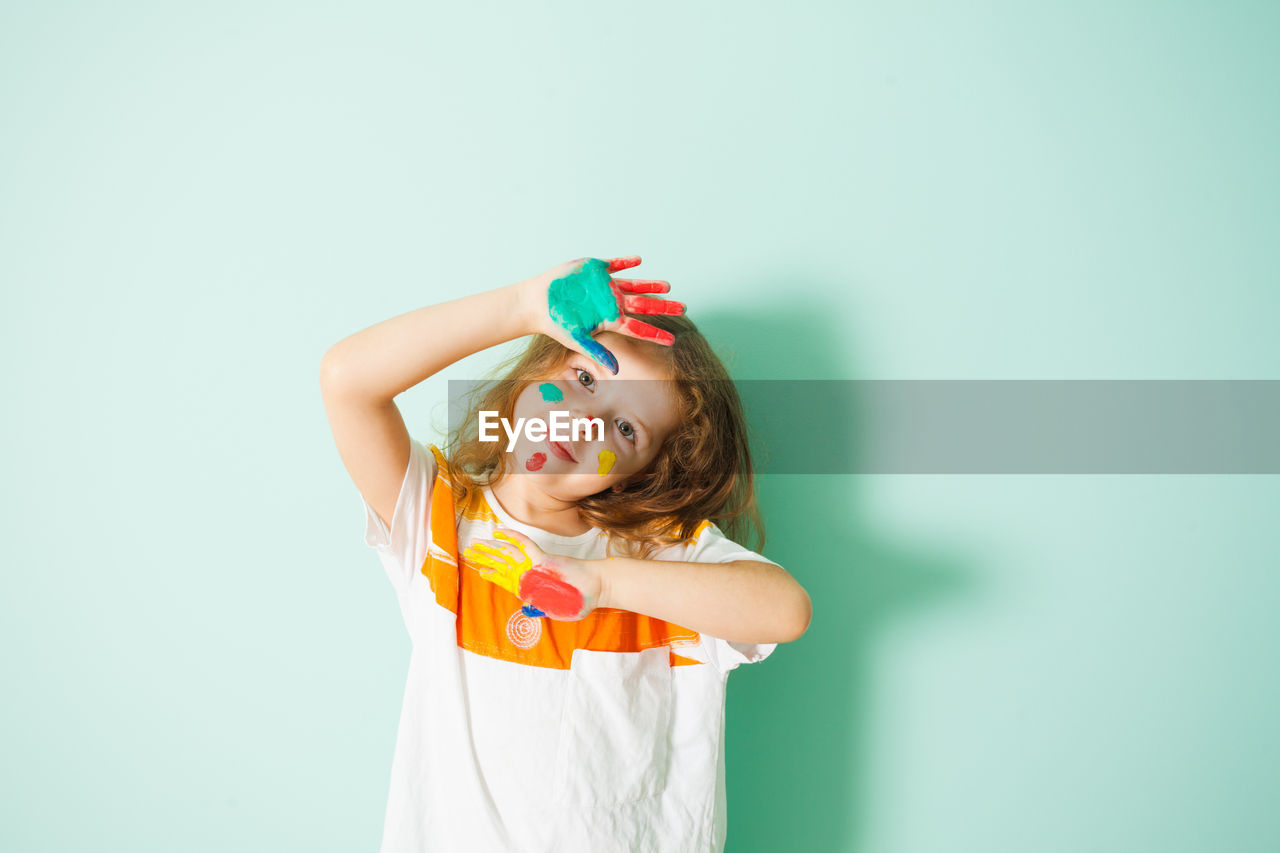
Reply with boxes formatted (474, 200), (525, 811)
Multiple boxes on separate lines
(360, 437), (438, 595)
(682, 520), (782, 673)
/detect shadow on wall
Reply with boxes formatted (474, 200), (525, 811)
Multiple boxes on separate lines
(697, 300), (983, 853)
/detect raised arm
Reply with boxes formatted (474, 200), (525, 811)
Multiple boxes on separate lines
(319, 280), (531, 528)
(319, 256), (683, 526)
(320, 281), (528, 403)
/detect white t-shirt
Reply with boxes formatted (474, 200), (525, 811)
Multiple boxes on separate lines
(361, 437), (781, 853)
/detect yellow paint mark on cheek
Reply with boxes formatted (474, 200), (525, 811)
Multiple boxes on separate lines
(597, 449), (616, 476)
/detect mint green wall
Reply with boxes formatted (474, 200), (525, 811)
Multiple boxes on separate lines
(3, 2), (1276, 851)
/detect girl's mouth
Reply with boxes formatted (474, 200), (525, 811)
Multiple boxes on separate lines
(548, 439), (577, 463)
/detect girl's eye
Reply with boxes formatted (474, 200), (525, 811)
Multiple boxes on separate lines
(574, 367), (636, 444)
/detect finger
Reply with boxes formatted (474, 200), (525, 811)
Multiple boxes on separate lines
(605, 256), (642, 273)
(492, 529), (531, 552)
(571, 328), (619, 375)
(478, 544), (520, 565)
(468, 539), (512, 556)
(611, 278), (670, 294)
(468, 542), (517, 565)
(465, 553), (507, 574)
(621, 295), (685, 316)
(463, 548), (506, 570)
(545, 323), (620, 377)
(546, 326), (601, 368)
(476, 561), (513, 580)
(479, 541), (522, 563)
(617, 316), (676, 346)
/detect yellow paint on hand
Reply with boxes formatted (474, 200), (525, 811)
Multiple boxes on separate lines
(464, 531), (532, 599)
(596, 449), (616, 476)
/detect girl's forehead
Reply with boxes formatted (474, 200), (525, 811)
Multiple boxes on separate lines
(548, 345), (682, 434)
(593, 333), (674, 381)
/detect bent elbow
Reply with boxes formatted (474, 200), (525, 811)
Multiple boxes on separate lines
(782, 585), (813, 643)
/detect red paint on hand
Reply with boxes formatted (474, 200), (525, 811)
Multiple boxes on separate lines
(518, 565), (585, 620)
(605, 256), (643, 273)
(618, 316), (676, 345)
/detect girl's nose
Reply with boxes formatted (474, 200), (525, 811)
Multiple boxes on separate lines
(564, 406), (608, 439)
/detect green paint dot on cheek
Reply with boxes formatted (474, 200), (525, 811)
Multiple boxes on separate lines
(538, 382), (563, 402)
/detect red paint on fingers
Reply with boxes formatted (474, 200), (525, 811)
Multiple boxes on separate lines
(611, 278), (671, 294)
(621, 294), (685, 315)
(618, 316), (676, 345)
(605, 256), (643, 273)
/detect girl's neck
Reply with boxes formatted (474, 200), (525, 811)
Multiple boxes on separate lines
(488, 473), (593, 537)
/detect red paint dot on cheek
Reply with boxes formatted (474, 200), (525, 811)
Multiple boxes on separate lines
(518, 567), (584, 617)
(525, 452), (546, 471)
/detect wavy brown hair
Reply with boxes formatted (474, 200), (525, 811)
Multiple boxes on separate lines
(441, 312), (764, 559)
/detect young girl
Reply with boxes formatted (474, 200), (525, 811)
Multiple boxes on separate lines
(320, 256), (812, 853)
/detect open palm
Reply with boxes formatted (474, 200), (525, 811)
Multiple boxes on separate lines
(521, 256), (685, 374)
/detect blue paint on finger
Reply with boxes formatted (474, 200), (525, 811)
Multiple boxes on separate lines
(574, 329), (619, 375)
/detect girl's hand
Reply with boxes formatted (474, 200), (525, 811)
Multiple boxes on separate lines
(462, 526), (603, 621)
(515, 256), (686, 375)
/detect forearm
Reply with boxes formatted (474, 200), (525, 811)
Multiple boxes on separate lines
(320, 280), (530, 401)
(600, 556), (812, 645)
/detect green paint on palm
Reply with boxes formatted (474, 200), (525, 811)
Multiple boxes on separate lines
(547, 258), (621, 372)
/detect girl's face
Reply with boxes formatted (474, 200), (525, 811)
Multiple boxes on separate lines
(502, 332), (682, 502)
